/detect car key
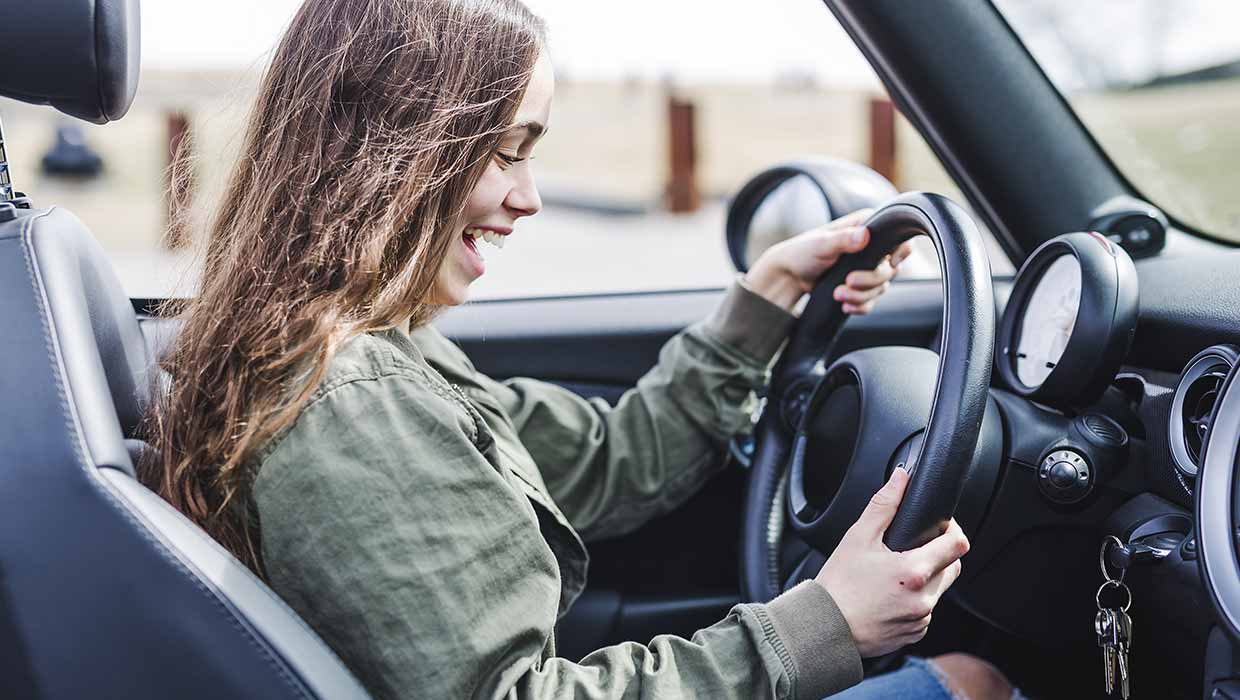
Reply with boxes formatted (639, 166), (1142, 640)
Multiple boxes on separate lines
(1115, 609), (1132, 699)
(1097, 536), (1136, 697)
(1095, 607), (1115, 693)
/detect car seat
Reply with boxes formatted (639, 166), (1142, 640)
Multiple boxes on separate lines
(0, 1), (370, 697)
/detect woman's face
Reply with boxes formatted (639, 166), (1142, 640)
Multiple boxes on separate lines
(433, 51), (555, 306)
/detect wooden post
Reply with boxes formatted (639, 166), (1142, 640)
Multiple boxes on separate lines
(164, 111), (194, 249)
(666, 95), (700, 213)
(868, 97), (898, 187)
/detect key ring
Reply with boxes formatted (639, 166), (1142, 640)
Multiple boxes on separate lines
(1096, 579), (1132, 612)
(1100, 535), (1126, 583)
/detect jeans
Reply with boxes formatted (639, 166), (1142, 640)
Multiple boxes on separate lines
(827, 656), (1028, 699)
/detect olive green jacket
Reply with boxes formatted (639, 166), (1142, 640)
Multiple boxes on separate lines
(253, 282), (863, 699)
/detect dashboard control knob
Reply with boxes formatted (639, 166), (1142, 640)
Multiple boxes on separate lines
(1048, 460), (1078, 488)
(1038, 448), (1093, 504)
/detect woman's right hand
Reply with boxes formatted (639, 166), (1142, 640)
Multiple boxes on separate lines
(814, 467), (970, 658)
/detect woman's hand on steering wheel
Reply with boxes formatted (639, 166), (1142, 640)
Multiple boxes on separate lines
(814, 466), (970, 658)
(743, 209), (914, 314)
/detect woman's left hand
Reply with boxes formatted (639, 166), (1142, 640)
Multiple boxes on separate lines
(743, 209), (913, 314)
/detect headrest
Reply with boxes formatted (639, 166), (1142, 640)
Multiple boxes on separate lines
(0, 0), (140, 123)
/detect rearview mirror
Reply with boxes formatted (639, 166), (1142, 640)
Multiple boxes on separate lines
(725, 158), (898, 272)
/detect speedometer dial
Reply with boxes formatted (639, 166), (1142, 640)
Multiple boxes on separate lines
(1014, 255), (1081, 387)
(996, 232), (1139, 406)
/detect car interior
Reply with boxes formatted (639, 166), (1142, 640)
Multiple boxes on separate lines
(3, 1), (1240, 699)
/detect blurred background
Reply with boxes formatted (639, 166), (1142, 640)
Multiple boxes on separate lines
(2, 0), (1236, 299)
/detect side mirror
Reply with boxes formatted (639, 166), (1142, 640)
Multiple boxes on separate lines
(725, 158), (898, 272)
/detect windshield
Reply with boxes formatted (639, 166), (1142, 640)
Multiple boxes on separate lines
(996, 0), (1240, 242)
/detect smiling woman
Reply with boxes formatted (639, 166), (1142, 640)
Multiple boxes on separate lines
(136, 1), (1005, 699)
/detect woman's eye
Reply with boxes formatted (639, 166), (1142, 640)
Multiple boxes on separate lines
(495, 152), (527, 168)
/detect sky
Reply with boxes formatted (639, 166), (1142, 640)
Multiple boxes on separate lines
(142, 0), (1240, 89)
(140, 0), (882, 87)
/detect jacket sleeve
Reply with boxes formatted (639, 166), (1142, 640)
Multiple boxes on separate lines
(474, 280), (796, 541)
(253, 371), (862, 700)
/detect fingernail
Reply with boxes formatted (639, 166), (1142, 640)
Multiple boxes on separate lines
(852, 228), (867, 245)
(833, 287), (845, 301)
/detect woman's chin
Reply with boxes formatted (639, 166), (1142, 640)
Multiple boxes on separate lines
(429, 279), (474, 307)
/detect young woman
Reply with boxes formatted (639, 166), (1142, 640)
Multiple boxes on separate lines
(143, 1), (1020, 698)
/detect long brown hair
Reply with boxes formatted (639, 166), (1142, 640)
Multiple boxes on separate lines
(140, 0), (546, 572)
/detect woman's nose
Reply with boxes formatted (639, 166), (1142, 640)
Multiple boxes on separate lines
(504, 171), (542, 218)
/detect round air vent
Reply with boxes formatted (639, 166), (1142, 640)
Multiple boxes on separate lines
(1082, 413), (1126, 446)
(1171, 344), (1240, 477)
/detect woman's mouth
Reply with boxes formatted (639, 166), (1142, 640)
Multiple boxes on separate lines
(465, 227), (509, 249)
(460, 227), (510, 276)
(462, 230), (481, 256)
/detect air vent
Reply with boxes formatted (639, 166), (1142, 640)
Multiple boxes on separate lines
(1171, 345), (1240, 477)
(1183, 368), (1228, 465)
(1083, 414), (1126, 445)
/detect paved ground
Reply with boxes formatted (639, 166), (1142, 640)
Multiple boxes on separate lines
(106, 202), (738, 300)
(104, 198), (957, 301)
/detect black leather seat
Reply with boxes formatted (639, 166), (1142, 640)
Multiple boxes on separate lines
(0, 2), (370, 697)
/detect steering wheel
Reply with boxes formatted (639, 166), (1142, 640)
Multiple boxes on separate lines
(739, 191), (996, 603)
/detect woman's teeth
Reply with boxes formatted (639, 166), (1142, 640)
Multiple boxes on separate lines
(465, 228), (505, 249)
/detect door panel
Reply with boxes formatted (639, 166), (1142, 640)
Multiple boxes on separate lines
(437, 280), (946, 386)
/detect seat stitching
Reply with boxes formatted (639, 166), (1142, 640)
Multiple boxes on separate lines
(18, 209), (315, 699)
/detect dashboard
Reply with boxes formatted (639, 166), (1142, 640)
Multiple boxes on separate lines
(952, 237), (1240, 699)
(714, 225), (1240, 698)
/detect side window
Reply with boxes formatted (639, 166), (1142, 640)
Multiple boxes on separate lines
(997, 0), (1240, 241)
(2, 1), (1012, 301)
